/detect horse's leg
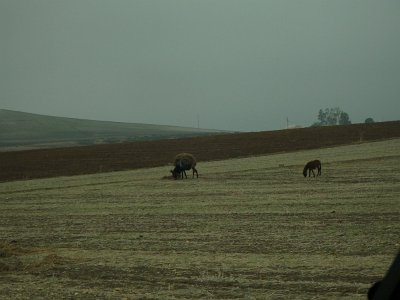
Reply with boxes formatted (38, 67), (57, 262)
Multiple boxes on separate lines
(192, 167), (198, 178)
(183, 170), (188, 179)
(311, 169), (315, 177)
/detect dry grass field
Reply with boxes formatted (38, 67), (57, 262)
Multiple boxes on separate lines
(1, 139), (400, 299)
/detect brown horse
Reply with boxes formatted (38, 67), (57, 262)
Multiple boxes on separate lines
(303, 160), (321, 177)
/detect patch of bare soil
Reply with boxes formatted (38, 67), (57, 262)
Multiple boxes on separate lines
(0, 121), (399, 182)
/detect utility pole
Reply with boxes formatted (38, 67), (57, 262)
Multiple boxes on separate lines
(286, 117), (289, 129)
(197, 113), (200, 129)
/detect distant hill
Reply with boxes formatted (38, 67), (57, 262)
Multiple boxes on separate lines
(0, 109), (227, 151)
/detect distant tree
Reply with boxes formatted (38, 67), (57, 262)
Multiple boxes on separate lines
(313, 107), (351, 126)
(339, 112), (351, 125)
(317, 109), (327, 126)
(326, 108), (338, 125)
(365, 117), (375, 124)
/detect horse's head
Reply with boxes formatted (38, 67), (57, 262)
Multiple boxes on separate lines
(303, 168), (307, 177)
(170, 168), (181, 180)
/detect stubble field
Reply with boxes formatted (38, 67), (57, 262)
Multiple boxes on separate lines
(1, 139), (400, 299)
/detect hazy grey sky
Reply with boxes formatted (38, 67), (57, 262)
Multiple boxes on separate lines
(1, 0), (399, 131)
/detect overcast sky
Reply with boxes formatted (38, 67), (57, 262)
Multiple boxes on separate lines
(1, 0), (399, 131)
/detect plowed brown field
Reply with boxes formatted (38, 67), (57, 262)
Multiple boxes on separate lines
(1, 121), (399, 182)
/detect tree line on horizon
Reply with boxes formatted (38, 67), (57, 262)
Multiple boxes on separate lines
(311, 107), (374, 127)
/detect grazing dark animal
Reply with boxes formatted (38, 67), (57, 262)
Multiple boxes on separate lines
(303, 160), (322, 177)
(170, 153), (198, 179)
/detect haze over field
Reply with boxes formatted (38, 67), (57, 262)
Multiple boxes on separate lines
(0, 109), (226, 151)
(1, 1), (399, 131)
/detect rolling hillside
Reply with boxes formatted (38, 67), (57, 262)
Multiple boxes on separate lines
(0, 109), (225, 150)
(0, 120), (399, 182)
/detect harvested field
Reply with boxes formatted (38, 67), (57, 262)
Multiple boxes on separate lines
(0, 121), (400, 182)
(0, 138), (399, 299)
